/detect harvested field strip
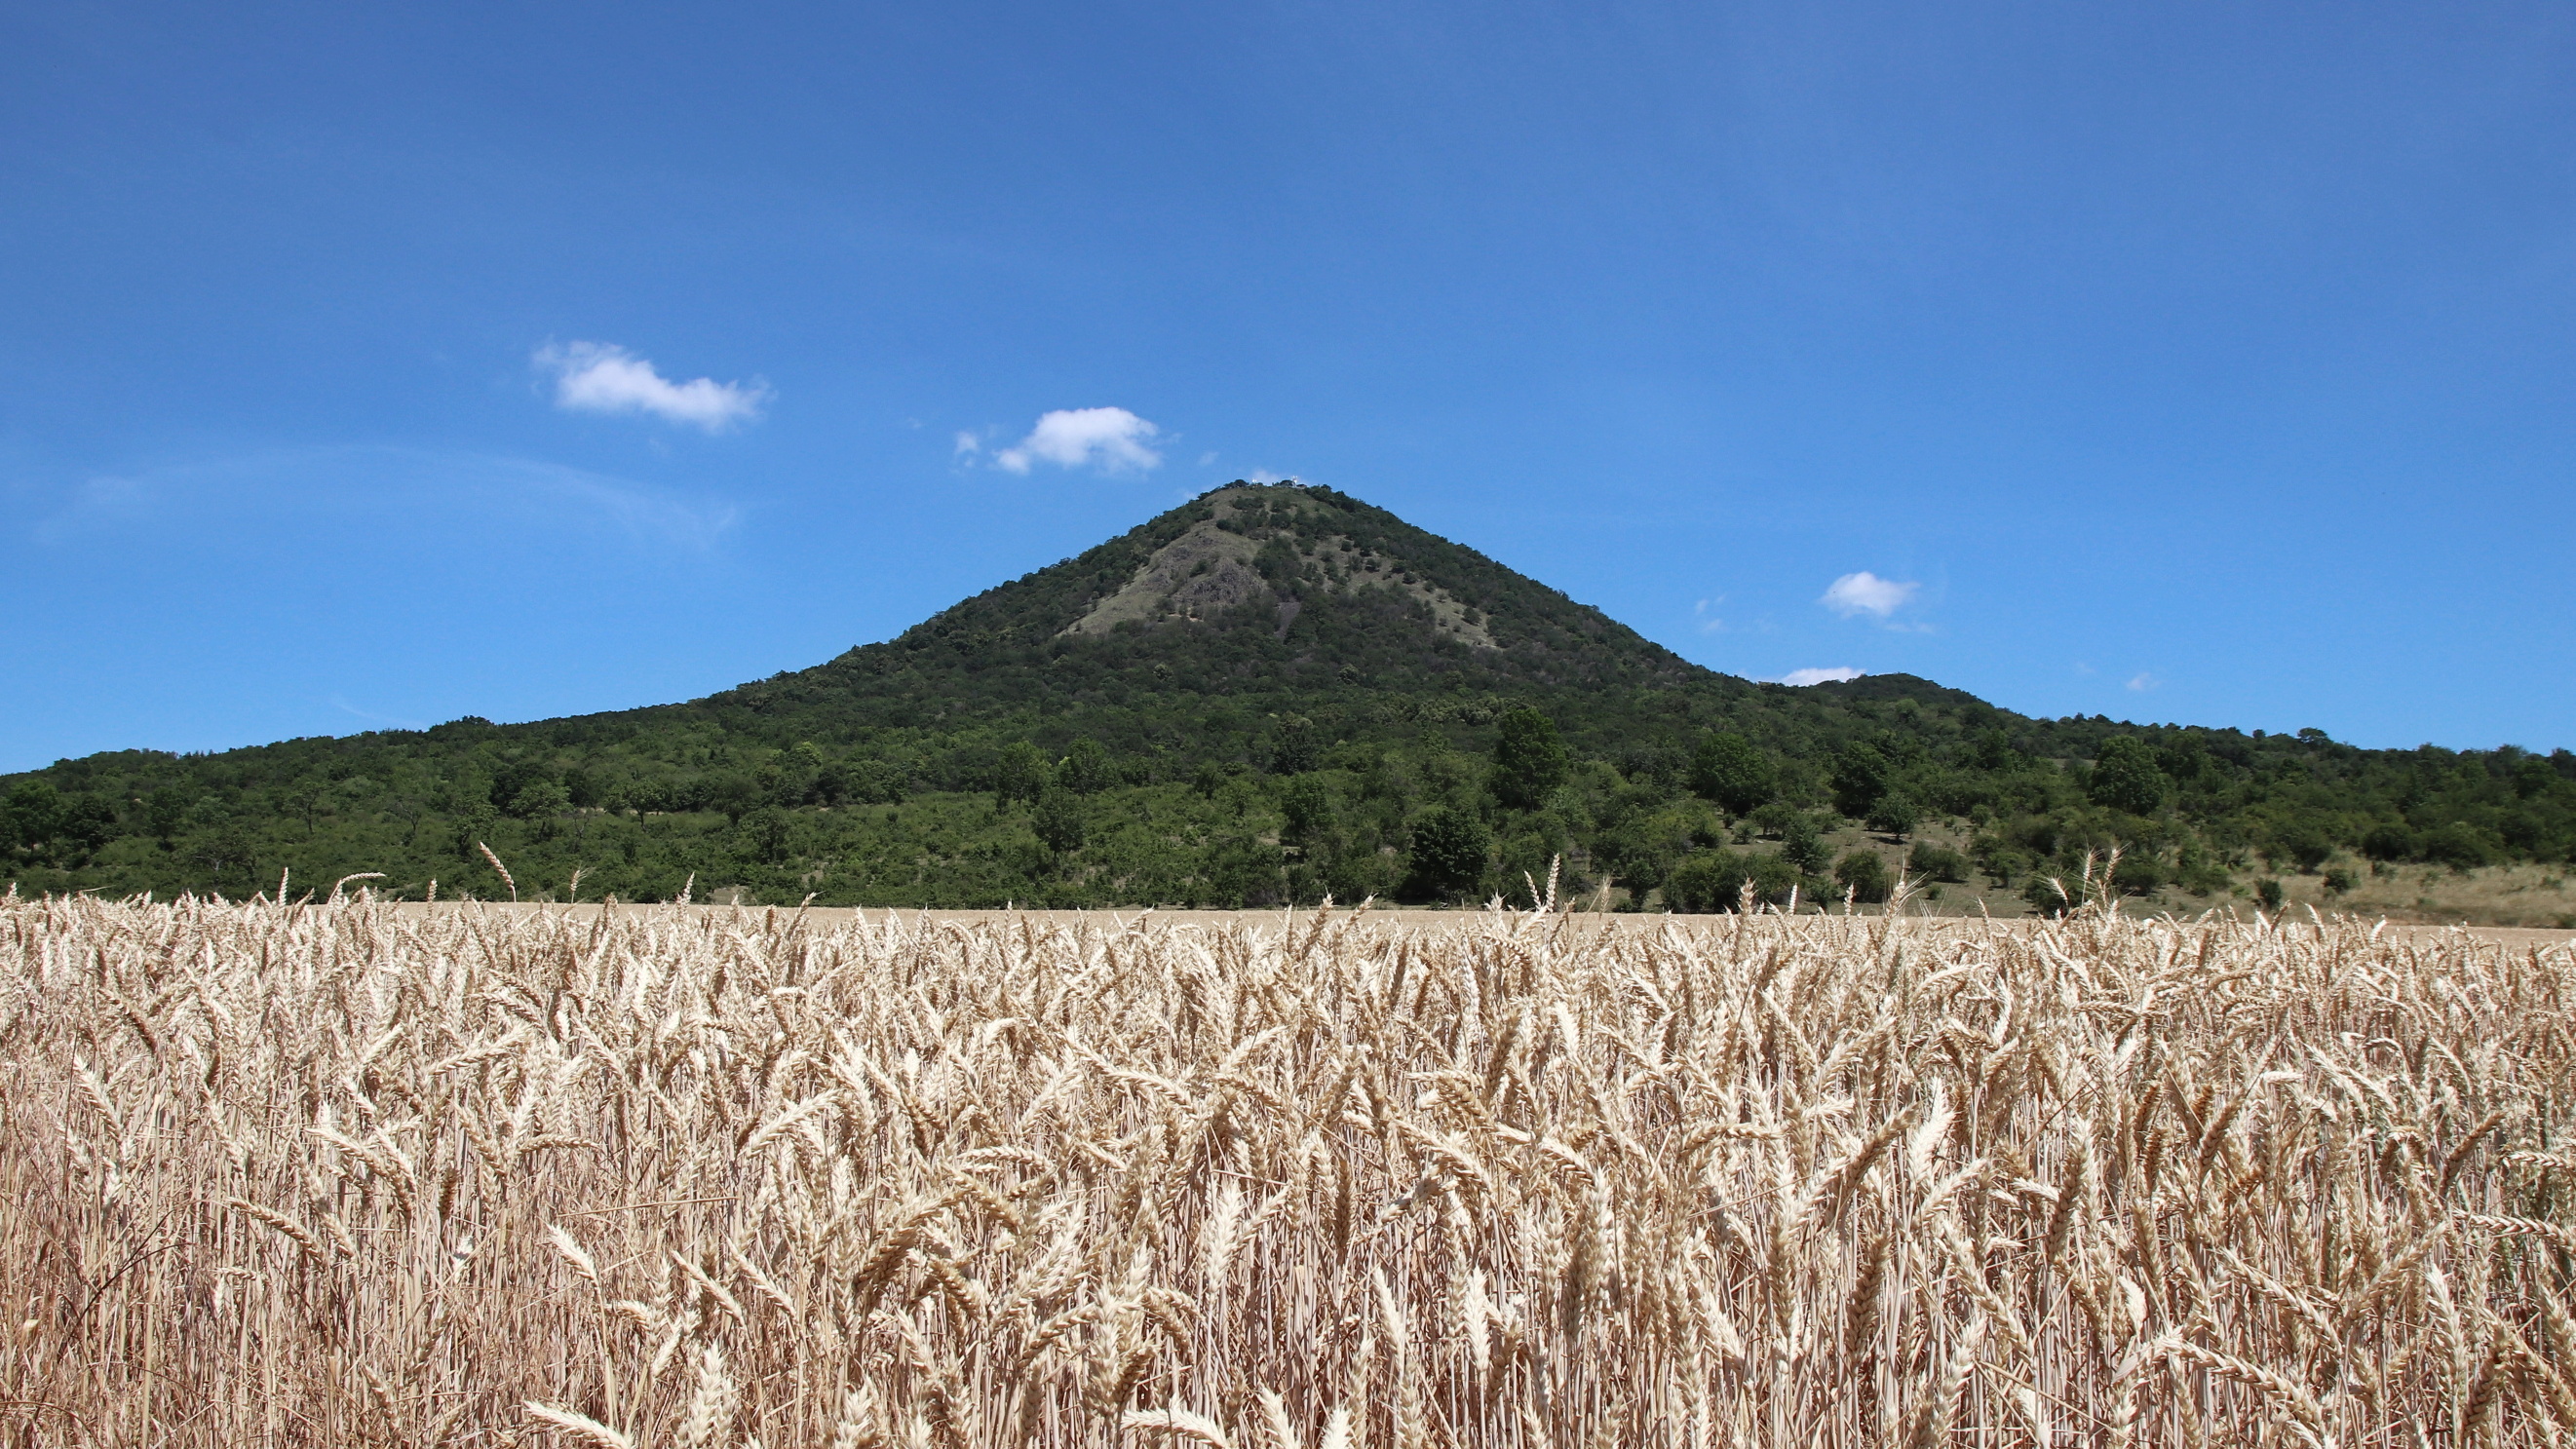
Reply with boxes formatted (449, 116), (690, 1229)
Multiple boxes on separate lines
(4, 893), (2575, 1445)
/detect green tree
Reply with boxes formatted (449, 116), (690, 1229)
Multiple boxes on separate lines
(1279, 774), (1335, 844)
(1269, 715), (1322, 776)
(995, 742), (1053, 806)
(2088, 737), (2167, 816)
(143, 786), (189, 844)
(1057, 738), (1115, 795)
(508, 781), (571, 820)
(1972, 730), (2017, 771)
(1405, 807), (1492, 900)
(1688, 732), (1775, 817)
(1665, 848), (1798, 912)
(1865, 791), (1919, 839)
(704, 774), (760, 825)
(744, 806), (792, 864)
(2266, 823), (2332, 874)
(1779, 812), (1830, 873)
(1200, 835), (1287, 908)
(2022, 874), (2074, 915)
(1032, 787), (1087, 855)
(2, 782), (67, 862)
(1490, 706), (1570, 810)
(1906, 843), (1968, 882)
(1662, 850), (1747, 913)
(1829, 743), (1893, 819)
(1833, 850), (1891, 903)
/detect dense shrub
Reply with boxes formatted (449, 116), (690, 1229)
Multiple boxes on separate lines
(1833, 850), (1891, 904)
(1905, 843), (1969, 883)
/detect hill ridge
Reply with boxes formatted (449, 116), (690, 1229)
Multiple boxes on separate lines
(4, 481), (2572, 922)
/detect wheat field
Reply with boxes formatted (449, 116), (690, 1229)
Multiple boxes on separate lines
(5, 887), (2576, 1447)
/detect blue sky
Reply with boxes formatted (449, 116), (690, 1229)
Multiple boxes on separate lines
(5, 2), (2572, 772)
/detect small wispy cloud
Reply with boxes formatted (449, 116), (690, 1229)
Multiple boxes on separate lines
(1693, 597), (1727, 634)
(533, 341), (768, 432)
(1820, 571), (1918, 619)
(1781, 666), (1865, 687)
(330, 696), (427, 731)
(2127, 671), (2161, 692)
(994, 407), (1162, 475)
(954, 431), (982, 457)
(1198, 451), (1218, 467)
(31, 445), (738, 552)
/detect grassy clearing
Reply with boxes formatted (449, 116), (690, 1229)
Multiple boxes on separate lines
(5, 892), (2576, 1445)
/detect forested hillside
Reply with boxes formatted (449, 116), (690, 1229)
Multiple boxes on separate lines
(7, 482), (2572, 917)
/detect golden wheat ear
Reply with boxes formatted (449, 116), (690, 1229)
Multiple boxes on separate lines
(475, 841), (518, 901)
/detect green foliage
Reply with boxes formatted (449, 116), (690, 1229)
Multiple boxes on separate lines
(1490, 706), (1569, 810)
(2088, 736), (2168, 816)
(1906, 843), (1969, 883)
(1865, 791), (1919, 839)
(1057, 738), (1115, 795)
(1688, 732), (1774, 816)
(1269, 716), (1322, 776)
(1779, 812), (1831, 874)
(1278, 774), (1334, 843)
(995, 742), (1052, 806)
(1829, 743), (1892, 820)
(1664, 848), (1800, 913)
(1833, 850), (1891, 904)
(2025, 872), (2078, 916)
(4, 479), (2570, 911)
(1405, 807), (1492, 901)
(2110, 853), (2164, 896)
(2255, 878), (2286, 911)
(2267, 824), (2333, 874)
(1031, 788), (1087, 855)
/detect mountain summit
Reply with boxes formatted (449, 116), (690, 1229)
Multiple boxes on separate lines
(4, 482), (2569, 917)
(740, 481), (1704, 731)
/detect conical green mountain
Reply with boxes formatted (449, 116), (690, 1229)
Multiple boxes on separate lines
(5, 481), (2570, 917)
(735, 479), (1726, 721)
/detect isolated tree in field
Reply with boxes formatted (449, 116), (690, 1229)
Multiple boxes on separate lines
(1779, 812), (1831, 873)
(1865, 790), (1919, 839)
(1689, 732), (1776, 816)
(1834, 849), (1892, 903)
(2088, 736), (2167, 816)
(1490, 706), (1570, 810)
(1406, 806), (1492, 900)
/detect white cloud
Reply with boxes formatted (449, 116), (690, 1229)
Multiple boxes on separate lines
(994, 406), (1163, 475)
(1781, 667), (1865, 687)
(533, 341), (768, 432)
(1198, 451), (1218, 467)
(1820, 571), (1918, 619)
(953, 431), (981, 457)
(2127, 671), (2161, 692)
